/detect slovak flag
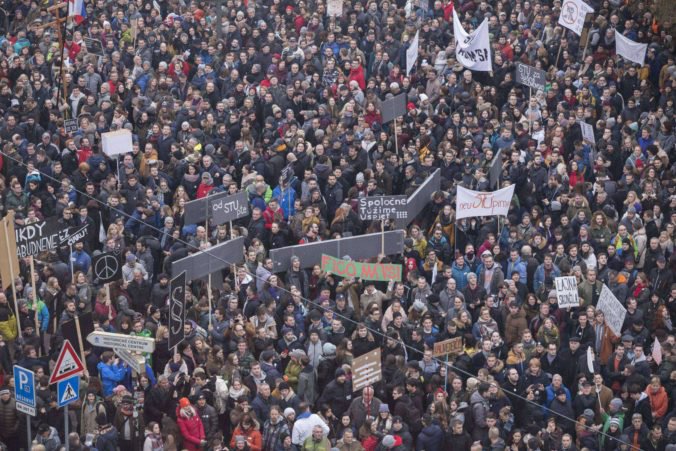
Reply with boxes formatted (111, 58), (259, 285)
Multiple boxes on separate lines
(68, 0), (86, 24)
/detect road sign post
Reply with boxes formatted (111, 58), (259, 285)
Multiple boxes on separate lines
(86, 331), (156, 353)
(57, 374), (80, 451)
(49, 339), (85, 385)
(14, 366), (36, 451)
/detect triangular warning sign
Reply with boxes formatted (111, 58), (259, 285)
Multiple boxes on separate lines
(49, 340), (85, 385)
(60, 383), (77, 404)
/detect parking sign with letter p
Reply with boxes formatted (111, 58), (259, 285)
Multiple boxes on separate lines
(13, 366), (36, 416)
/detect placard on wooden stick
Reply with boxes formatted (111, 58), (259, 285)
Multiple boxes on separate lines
(102, 129), (133, 157)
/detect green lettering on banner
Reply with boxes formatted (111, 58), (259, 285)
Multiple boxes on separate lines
(321, 255), (402, 282)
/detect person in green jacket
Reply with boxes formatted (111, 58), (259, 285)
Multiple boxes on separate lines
(302, 425), (331, 451)
(600, 398), (625, 449)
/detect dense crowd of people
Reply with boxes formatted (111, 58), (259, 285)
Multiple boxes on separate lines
(0, 0), (673, 449)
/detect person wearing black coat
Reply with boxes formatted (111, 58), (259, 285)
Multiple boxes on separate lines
(446, 418), (472, 451)
(144, 376), (176, 424)
(627, 386), (654, 429)
(316, 368), (353, 417)
(391, 418), (414, 450)
(415, 415), (444, 451)
(549, 390), (576, 435)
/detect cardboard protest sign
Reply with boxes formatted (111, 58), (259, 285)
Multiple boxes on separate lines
(352, 349), (382, 391)
(555, 276), (580, 308)
(596, 284), (627, 337)
(381, 93), (408, 124)
(433, 337), (463, 357)
(101, 129), (133, 157)
(15, 219), (88, 257)
(321, 255), (402, 282)
(171, 237), (245, 280)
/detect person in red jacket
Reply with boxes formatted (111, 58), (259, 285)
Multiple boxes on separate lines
(196, 172), (215, 199)
(348, 60), (366, 90)
(176, 397), (206, 451)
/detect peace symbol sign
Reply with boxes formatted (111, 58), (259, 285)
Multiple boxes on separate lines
(94, 254), (120, 282)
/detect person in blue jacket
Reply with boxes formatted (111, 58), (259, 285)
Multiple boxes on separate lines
(97, 351), (128, 397)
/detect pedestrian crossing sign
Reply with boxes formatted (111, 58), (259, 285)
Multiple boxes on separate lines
(57, 375), (80, 408)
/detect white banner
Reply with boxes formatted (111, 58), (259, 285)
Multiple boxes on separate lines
(102, 129), (133, 157)
(615, 31), (647, 66)
(555, 276), (580, 308)
(406, 31), (419, 76)
(455, 185), (514, 219)
(453, 10), (492, 72)
(580, 121), (595, 145)
(558, 0), (594, 36)
(596, 284), (626, 337)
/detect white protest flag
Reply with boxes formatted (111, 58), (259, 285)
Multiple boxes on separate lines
(406, 31), (419, 76)
(615, 31), (648, 66)
(558, 0), (594, 36)
(456, 185), (514, 219)
(453, 9), (492, 72)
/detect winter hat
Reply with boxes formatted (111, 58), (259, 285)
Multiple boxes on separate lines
(96, 413), (108, 426)
(356, 172), (365, 183)
(379, 404), (390, 413)
(283, 407), (296, 417)
(582, 409), (594, 421)
(179, 397), (191, 408)
(335, 368), (346, 378)
(323, 342), (337, 357)
(382, 435), (396, 448)
(278, 381), (290, 391)
(609, 417), (621, 428)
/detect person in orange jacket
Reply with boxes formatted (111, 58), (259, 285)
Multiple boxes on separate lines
(644, 376), (669, 422)
(230, 413), (263, 451)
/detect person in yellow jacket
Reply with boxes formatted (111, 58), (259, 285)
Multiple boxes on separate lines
(284, 349), (305, 391)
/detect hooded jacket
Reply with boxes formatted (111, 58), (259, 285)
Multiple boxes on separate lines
(176, 405), (206, 451)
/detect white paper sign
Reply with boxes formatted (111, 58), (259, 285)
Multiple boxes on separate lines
(406, 31), (419, 76)
(615, 31), (647, 66)
(327, 0), (343, 17)
(596, 284), (626, 337)
(580, 121), (595, 145)
(455, 185), (515, 219)
(453, 10), (492, 72)
(101, 129), (133, 157)
(555, 276), (580, 308)
(558, 0), (594, 36)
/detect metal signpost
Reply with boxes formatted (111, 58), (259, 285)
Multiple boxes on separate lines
(14, 366), (36, 449)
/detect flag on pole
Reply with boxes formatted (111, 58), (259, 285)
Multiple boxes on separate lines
(615, 31), (648, 66)
(653, 337), (663, 365)
(406, 31), (419, 76)
(587, 346), (595, 373)
(453, 9), (492, 72)
(68, 0), (87, 24)
(558, 0), (594, 36)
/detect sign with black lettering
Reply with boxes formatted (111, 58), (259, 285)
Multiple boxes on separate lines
(393, 169), (441, 229)
(555, 276), (580, 309)
(169, 271), (186, 350)
(64, 119), (78, 134)
(359, 196), (408, 221)
(352, 349), (382, 391)
(515, 63), (547, 91)
(15, 219), (89, 258)
(184, 191), (249, 225)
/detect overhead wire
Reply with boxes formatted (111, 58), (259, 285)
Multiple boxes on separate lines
(0, 148), (635, 446)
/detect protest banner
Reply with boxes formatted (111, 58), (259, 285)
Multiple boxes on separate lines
(359, 196), (408, 221)
(15, 218), (71, 258)
(455, 185), (514, 219)
(393, 169), (441, 228)
(615, 31), (647, 66)
(453, 10), (492, 71)
(184, 191), (249, 225)
(321, 255), (402, 282)
(433, 337), (463, 357)
(558, 0), (594, 35)
(515, 63), (547, 90)
(171, 237), (245, 280)
(596, 284), (627, 337)
(555, 276), (580, 308)
(270, 230), (405, 273)
(326, 0), (343, 16)
(352, 349), (382, 391)
(83, 37), (104, 55)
